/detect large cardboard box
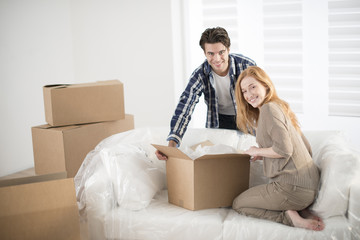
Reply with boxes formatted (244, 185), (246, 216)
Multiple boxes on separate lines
(43, 80), (125, 126)
(0, 172), (80, 240)
(32, 114), (134, 178)
(153, 144), (250, 210)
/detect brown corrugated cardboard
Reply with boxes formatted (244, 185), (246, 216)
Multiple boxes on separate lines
(152, 144), (250, 210)
(0, 172), (80, 240)
(32, 114), (134, 178)
(43, 80), (125, 126)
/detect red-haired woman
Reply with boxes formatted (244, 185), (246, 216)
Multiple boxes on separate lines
(233, 66), (324, 231)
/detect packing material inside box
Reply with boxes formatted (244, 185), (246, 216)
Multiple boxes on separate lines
(43, 80), (125, 126)
(32, 114), (134, 178)
(0, 172), (80, 240)
(153, 142), (250, 210)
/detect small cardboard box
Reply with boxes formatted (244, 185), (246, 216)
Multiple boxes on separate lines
(0, 172), (80, 240)
(152, 144), (250, 210)
(43, 80), (125, 126)
(32, 114), (134, 178)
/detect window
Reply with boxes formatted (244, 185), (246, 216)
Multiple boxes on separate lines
(328, 0), (360, 117)
(180, 0), (360, 146)
(202, 0), (239, 52)
(263, 0), (303, 113)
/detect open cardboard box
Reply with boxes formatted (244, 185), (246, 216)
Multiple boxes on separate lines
(43, 80), (125, 126)
(0, 172), (80, 240)
(152, 143), (251, 210)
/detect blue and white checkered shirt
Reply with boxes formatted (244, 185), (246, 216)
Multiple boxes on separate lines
(167, 53), (256, 146)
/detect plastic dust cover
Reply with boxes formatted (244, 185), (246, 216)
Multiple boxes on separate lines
(74, 128), (360, 240)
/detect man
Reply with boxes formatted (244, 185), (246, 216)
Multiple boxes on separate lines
(156, 27), (256, 160)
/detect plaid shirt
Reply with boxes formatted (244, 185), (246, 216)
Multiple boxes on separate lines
(167, 53), (256, 145)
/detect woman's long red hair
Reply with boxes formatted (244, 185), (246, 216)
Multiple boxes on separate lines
(235, 66), (301, 135)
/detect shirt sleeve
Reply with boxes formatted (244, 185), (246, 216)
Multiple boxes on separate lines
(300, 132), (312, 156)
(167, 69), (205, 146)
(262, 103), (293, 159)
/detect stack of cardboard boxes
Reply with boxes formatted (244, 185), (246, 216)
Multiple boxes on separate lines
(32, 80), (134, 177)
(0, 80), (133, 239)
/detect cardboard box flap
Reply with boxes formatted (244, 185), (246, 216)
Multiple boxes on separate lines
(152, 144), (192, 160)
(44, 84), (70, 89)
(196, 153), (250, 161)
(96, 79), (121, 85)
(44, 80), (121, 90)
(33, 124), (80, 131)
(69, 80), (120, 88)
(190, 140), (214, 151)
(152, 143), (250, 161)
(0, 172), (67, 188)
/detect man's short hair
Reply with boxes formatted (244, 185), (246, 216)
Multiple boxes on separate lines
(199, 27), (231, 51)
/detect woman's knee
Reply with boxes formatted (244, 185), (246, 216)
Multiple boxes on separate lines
(232, 184), (268, 211)
(232, 193), (244, 211)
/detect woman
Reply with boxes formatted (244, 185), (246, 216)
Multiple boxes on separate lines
(233, 66), (324, 231)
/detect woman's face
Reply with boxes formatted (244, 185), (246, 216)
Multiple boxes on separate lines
(240, 76), (267, 108)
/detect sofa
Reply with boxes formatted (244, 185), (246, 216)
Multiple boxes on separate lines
(75, 127), (360, 240)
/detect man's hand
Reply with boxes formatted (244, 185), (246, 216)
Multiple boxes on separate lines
(155, 140), (177, 160)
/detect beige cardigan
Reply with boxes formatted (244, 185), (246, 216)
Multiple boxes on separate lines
(256, 102), (320, 190)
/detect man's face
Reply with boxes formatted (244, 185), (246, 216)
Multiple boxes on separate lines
(204, 42), (230, 76)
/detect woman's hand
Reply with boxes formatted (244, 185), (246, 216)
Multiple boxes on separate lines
(245, 146), (263, 162)
(245, 146), (283, 161)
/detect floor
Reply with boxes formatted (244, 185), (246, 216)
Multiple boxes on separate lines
(0, 167), (89, 240)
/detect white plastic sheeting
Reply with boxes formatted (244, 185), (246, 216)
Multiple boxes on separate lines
(104, 190), (229, 240)
(75, 128), (360, 240)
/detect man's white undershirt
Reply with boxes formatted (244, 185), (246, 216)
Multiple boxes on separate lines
(212, 71), (235, 115)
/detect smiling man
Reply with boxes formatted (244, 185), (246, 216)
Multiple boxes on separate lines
(156, 27), (256, 159)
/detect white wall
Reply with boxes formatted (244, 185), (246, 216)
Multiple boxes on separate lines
(0, 0), (175, 177)
(2, 0), (358, 178)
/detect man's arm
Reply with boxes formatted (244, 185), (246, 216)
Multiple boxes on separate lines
(156, 68), (205, 161)
(166, 68), (205, 146)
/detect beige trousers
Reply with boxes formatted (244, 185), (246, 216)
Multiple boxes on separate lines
(232, 182), (316, 226)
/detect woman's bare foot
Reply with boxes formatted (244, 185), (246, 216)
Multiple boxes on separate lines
(286, 210), (325, 231)
(299, 208), (322, 222)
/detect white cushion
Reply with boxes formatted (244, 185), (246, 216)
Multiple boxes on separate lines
(309, 131), (360, 218)
(104, 190), (228, 240)
(303, 130), (341, 152)
(223, 210), (351, 240)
